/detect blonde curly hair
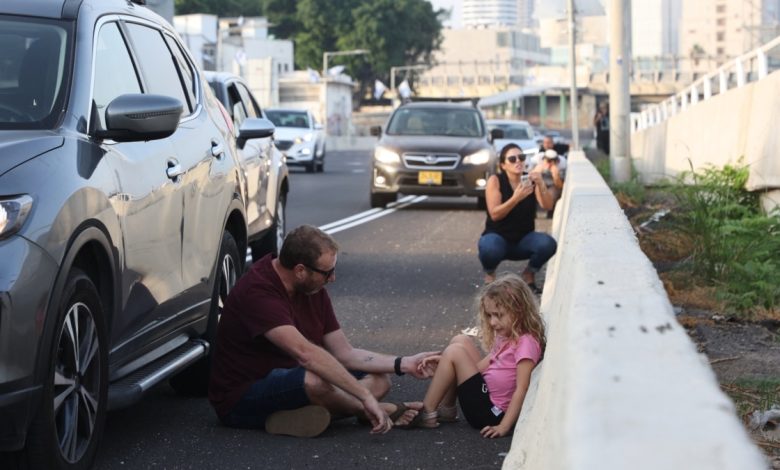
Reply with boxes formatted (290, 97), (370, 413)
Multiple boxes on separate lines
(477, 273), (546, 353)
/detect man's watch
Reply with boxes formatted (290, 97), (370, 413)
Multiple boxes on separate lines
(394, 356), (405, 376)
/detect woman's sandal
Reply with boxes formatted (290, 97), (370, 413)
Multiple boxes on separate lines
(527, 282), (543, 295)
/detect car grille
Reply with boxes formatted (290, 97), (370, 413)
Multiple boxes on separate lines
(403, 153), (460, 170)
(275, 140), (293, 151)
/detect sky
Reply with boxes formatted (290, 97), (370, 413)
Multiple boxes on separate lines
(428, 0), (461, 28)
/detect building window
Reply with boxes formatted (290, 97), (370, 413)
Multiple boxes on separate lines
(716, 5), (726, 14)
(717, 47), (725, 56)
(717, 18), (725, 26)
(717, 32), (725, 41)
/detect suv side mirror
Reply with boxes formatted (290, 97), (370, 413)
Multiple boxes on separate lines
(489, 128), (504, 141)
(370, 125), (382, 137)
(237, 117), (275, 149)
(97, 94), (182, 142)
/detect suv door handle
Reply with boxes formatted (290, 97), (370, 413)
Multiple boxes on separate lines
(167, 159), (183, 180)
(211, 140), (224, 159)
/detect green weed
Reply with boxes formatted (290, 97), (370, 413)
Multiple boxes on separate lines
(665, 160), (780, 316)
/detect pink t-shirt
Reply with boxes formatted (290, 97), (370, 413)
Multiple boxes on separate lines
(482, 334), (541, 411)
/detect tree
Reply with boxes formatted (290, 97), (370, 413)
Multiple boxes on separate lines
(259, 0), (299, 39)
(294, 0), (444, 102)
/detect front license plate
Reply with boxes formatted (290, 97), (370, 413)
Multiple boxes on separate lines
(418, 171), (442, 185)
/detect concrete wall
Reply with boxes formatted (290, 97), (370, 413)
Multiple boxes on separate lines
(503, 152), (765, 469)
(632, 69), (780, 193)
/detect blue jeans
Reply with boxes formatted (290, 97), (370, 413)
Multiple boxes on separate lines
(478, 231), (557, 274)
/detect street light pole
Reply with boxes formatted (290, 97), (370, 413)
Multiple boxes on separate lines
(390, 64), (428, 106)
(609, 0), (632, 183)
(567, 0), (580, 151)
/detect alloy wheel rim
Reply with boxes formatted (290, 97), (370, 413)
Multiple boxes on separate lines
(218, 251), (237, 309)
(54, 302), (101, 463)
(275, 199), (285, 252)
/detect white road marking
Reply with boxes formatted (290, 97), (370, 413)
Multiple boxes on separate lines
(244, 195), (426, 261)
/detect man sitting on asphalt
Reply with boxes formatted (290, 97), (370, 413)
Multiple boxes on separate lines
(208, 224), (436, 437)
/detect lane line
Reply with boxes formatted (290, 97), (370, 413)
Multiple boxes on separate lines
(244, 194), (426, 261)
(324, 196), (427, 235)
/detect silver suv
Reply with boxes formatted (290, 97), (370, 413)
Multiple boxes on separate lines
(0, 1), (270, 468)
(205, 72), (290, 262)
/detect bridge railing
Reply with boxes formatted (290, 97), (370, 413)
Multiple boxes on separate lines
(632, 35), (780, 132)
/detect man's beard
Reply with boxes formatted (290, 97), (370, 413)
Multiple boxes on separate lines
(294, 278), (324, 296)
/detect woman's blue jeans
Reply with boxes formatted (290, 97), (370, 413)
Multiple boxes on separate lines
(478, 231), (557, 274)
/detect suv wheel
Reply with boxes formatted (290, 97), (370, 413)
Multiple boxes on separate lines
(370, 192), (396, 208)
(250, 194), (286, 263)
(170, 231), (241, 396)
(24, 269), (108, 470)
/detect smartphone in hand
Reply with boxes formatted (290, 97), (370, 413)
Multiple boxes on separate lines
(521, 174), (531, 187)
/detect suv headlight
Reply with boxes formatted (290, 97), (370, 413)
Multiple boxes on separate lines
(374, 147), (400, 164)
(0, 195), (33, 239)
(463, 149), (490, 165)
(294, 133), (314, 144)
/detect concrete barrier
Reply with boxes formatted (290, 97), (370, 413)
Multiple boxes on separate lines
(503, 151), (766, 469)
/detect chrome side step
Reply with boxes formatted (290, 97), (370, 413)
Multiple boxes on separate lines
(107, 339), (208, 411)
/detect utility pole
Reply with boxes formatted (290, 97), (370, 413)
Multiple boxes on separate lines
(567, 0), (579, 151)
(609, 0), (632, 183)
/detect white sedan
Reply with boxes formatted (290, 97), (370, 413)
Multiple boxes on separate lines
(487, 119), (540, 163)
(266, 108), (326, 173)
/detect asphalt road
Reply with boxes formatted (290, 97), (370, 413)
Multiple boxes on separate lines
(93, 150), (528, 470)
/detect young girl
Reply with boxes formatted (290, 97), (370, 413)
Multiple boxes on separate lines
(412, 274), (545, 438)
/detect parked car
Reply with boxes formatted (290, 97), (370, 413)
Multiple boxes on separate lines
(265, 108), (326, 173)
(369, 101), (502, 209)
(205, 72), (289, 262)
(487, 119), (540, 162)
(0, 1), (271, 468)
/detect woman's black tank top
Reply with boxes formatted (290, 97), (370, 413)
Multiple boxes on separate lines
(482, 172), (536, 243)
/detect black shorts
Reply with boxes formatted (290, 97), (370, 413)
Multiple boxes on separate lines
(457, 373), (504, 429)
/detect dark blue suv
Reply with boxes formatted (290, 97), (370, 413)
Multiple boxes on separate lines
(0, 1), (273, 468)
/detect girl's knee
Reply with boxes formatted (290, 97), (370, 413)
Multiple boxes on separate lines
(449, 334), (473, 347)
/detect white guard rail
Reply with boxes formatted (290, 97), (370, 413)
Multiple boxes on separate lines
(502, 151), (766, 470)
(632, 35), (780, 132)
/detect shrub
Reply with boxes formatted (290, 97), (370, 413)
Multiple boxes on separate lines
(668, 160), (779, 315)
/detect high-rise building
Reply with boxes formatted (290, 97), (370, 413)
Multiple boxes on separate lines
(463, 0), (518, 28)
(679, 0), (780, 66)
(517, 0), (536, 29)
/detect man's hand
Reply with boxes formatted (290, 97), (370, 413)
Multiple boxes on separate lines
(417, 354), (441, 376)
(363, 396), (392, 434)
(402, 351), (440, 378)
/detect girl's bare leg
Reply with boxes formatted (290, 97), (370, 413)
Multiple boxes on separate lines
(422, 342), (480, 416)
(438, 335), (482, 409)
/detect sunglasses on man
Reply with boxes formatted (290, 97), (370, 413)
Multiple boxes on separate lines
(505, 154), (525, 163)
(304, 263), (336, 279)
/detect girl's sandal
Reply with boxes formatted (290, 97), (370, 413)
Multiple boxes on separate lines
(436, 405), (458, 423)
(398, 410), (439, 429)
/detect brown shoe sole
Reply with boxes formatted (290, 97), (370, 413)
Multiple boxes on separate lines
(264, 405), (330, 438)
